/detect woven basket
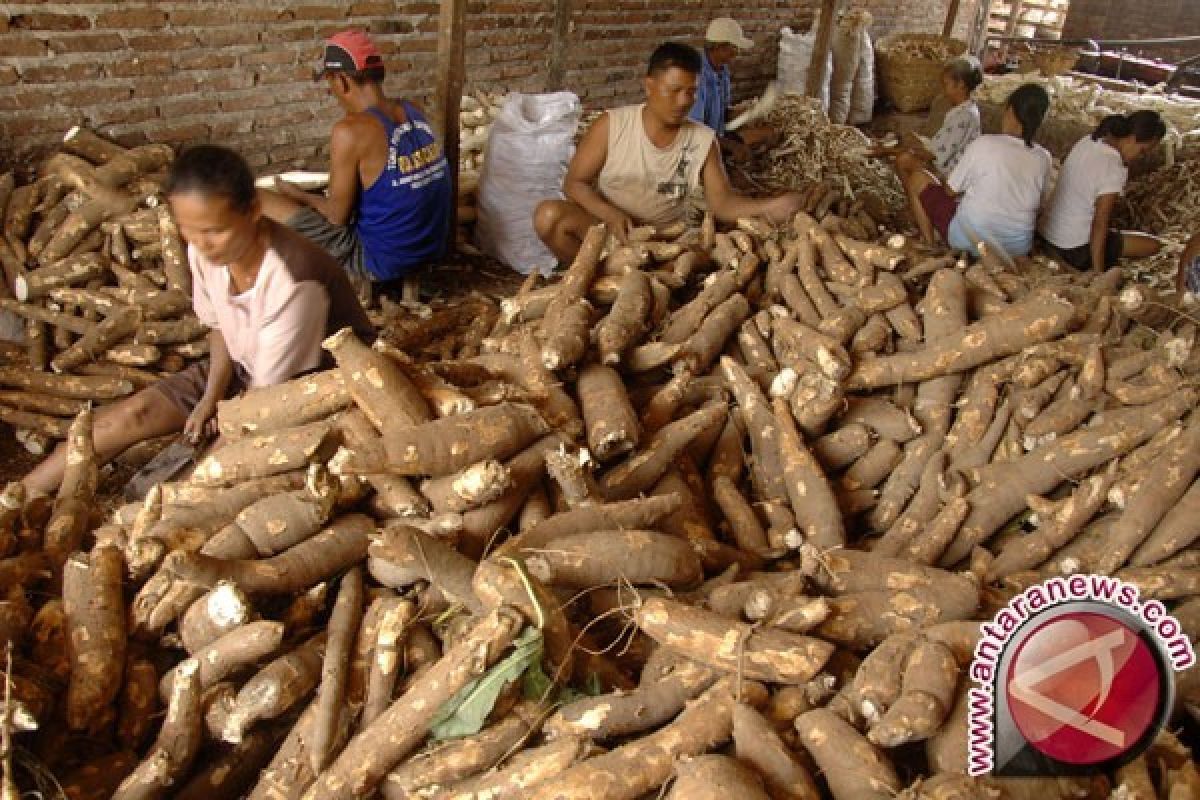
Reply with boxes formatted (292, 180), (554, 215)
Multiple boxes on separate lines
(876, 33), (967, 113)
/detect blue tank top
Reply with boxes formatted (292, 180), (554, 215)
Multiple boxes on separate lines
(356, 104), (452, 280)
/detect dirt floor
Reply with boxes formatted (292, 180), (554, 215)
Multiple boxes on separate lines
(410, 249), (526, 304)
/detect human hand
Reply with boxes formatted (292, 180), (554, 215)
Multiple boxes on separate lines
(899, 131), (934, 160)
(183, 396), (218, 445)
(764, 192), (805, 223)
(273, 176), (305, 199)
(600, 208), (634, 244)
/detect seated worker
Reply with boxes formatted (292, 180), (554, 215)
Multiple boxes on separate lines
(689, 17), (775, 160)
(1039, 111), (1166, 272)
(259, 29), (452, 302)
(879, 56), (983, 199)
(23, 145), (374, 494)
(899, 83), (1051, 257)
(1176, 233), (1200, 295)
(534, 42), (803, 264)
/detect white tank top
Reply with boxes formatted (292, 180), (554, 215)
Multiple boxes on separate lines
(596, 104), (715, 226)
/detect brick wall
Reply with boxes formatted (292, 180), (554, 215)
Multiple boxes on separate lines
(0, 1), (444, 174)
(1, 0), (960, 173)
(1062, 0), (1199, 63)
(867, 0), (980, 42)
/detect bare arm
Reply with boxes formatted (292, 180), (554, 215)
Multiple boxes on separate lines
(183, 329), (234, 443)
(900, 131), (935, 163)
(870, 132), (932, 162)
(1090, 193), (1118, 272)
(700, 141), (802, 224)
(274, 120), (361, 226)
(563, 113), (633, 241)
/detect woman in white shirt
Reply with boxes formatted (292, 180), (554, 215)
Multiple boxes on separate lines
(1040, 111), (1166, 271)
(903, 83), (1051, 257)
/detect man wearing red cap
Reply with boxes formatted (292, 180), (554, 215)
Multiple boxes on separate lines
(259, 30), (452, 302)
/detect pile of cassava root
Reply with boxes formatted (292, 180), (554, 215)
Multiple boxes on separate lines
(456, 91), (508, 232)
(0, 127), (210, 456)
(5, 191), (1200, 799)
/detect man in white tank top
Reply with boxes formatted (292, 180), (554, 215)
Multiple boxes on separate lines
(534, 42), (803, 264)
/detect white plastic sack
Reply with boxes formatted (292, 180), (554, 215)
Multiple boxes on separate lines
(777, 27), (830, 112)
(475, 91), (581, 275)
(849, 28), (876, 125)
(830, 11), (873, 124)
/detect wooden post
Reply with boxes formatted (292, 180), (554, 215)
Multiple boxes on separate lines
(434, 0), (467, 254)
(806, 0), (840, 99)
(545, 0), (573, 92)
(942, 0), (962, 37)
(969, 0), (996, 55)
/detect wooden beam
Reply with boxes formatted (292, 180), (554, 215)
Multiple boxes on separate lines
(545, 0), (573, 92)
(434, 0), (467, 254)
(943, 0), (962, 37)
(806, 0), (840, 99)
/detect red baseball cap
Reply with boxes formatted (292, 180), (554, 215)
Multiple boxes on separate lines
(316, 30), (384, 78)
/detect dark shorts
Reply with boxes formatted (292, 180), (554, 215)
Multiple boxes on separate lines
(151, 360), (246, 416)
(286, 207), (372, 287)
(919, 183), (959, 243)
(1043, 231), (1124, 271)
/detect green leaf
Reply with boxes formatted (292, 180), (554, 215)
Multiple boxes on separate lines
(521, 657), (556, 704)
(429, 626), (543, 740)
(523, 660), (605, 707)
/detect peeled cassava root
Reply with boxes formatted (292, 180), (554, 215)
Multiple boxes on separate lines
(0, 128), (213, 453)
(6, 200), (1200, 799)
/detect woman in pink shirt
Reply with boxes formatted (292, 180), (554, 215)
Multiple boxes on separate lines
(24, 145), (372, 493)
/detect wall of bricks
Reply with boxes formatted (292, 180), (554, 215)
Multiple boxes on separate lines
(1062, 0), (1199, 63)
(0, 1), (444, 174)
(1, 0), (965, 174)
